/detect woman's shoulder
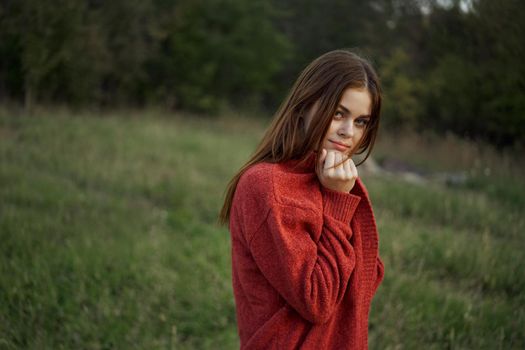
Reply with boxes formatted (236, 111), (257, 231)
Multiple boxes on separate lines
(235, 162), (275, 208)
(241, 161), (274, 181)
(238, 161), (274, 192)
(238, 160), (322, 211)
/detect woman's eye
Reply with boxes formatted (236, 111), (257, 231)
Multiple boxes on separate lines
(355, 118), (369, 127)
(334, 111), (344, 119)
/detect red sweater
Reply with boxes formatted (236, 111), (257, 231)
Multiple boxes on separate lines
(229, 151), (384, 349)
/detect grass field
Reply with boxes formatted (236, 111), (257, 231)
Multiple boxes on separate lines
(1, 109), (524, 349)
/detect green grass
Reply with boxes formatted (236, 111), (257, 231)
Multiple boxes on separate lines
(1, 109), (524, 349)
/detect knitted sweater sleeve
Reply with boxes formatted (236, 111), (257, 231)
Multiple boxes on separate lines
(246, 185), (361, 324)
(374, 256), (385, 292)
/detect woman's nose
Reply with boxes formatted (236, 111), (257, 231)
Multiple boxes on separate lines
(338, 120), (354, 138)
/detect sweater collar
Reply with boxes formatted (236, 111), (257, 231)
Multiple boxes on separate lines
(283, 150), (318, 174)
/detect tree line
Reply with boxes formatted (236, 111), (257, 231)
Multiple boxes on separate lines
(1, 0), (523, 146)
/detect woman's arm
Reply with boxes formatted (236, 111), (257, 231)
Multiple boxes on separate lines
(374, 256), (385, 293)
(247, 188), (361, 324)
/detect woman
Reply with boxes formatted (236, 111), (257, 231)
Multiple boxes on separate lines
(219, 49), (384, 349)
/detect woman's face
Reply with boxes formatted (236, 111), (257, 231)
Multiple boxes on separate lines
(305, 87), (372, 157)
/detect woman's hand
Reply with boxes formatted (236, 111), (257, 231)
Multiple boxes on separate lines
(316, 149), (358, 193)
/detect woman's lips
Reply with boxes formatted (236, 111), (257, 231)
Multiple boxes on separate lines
(329, 140), (351, 151)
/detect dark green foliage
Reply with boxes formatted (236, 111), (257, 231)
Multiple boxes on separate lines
(416, 0), (525, 146)
(152, 0), (290, 111)
(0, 0), (289, 112)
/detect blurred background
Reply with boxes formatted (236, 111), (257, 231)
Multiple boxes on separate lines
(1, 0), (524, 146)
(1, 0), (524, 349)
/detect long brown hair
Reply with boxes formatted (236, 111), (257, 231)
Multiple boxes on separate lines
(218, 49), (382, 226)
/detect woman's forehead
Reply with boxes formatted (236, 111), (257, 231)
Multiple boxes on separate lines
(338, 88), (372, 117)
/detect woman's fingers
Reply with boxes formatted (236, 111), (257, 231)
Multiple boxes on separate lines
(325, 151), (354, 179)
(324, 150), (336, 172)
(343, 156), (352, 179)
(317, 150), (358, 193)
(348, 157), (358, 178)
(317, 149), (357, 192)
(334, 152), (345, 179)
(318, 148), (327, 169)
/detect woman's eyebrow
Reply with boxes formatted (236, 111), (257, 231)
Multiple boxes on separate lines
(338, 104), (351, 114)
(338, 104), (371, 118)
